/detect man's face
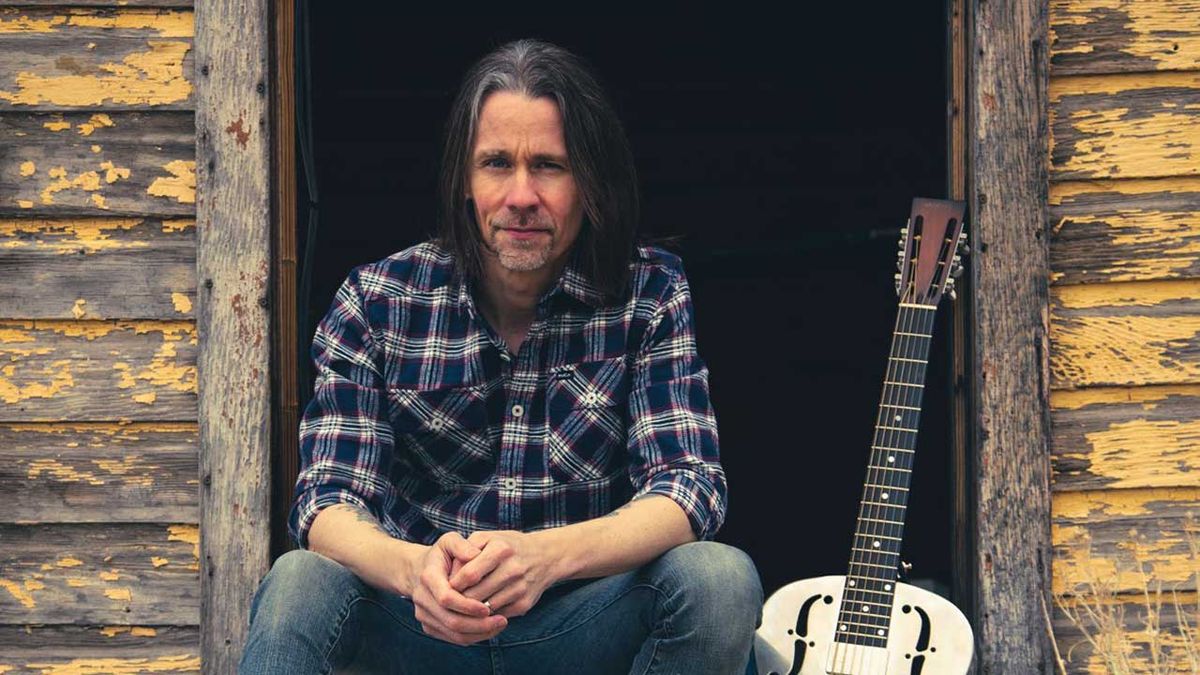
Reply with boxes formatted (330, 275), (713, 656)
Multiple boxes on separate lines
(467, 91), (584, 274)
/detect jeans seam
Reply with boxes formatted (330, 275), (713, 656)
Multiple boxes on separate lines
(499, 582), (667, 648)
(320, 593), (365, 674)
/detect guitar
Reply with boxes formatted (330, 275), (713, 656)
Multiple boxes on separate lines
(753, 198), (974, 675)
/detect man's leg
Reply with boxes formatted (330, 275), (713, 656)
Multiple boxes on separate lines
(489, 540), (763, 675)
(238, 548), (492, 674)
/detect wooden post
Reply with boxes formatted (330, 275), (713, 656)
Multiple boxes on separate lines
(967, 0), (1053, 672)
(195, 0), (273, 670)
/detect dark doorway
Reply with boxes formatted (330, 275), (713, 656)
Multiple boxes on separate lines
(297, 6), (953, 600)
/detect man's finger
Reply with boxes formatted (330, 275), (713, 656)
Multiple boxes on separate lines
(424, 565), (492, 617)
(459, 562), (519, 603)
(421, 595), (508, 639)
(439, 532), (482, 564)
(449, 542), (511, 591)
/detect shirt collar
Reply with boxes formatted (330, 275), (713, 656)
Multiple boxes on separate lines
(455, 251), (605, 320)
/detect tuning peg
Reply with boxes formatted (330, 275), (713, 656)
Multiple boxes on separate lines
(951, 265), (963, 278)
(899, 560), (913, 580)
(948, 289), (957, 301)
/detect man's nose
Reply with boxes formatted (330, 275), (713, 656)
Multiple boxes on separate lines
(504, 169), (539, 210)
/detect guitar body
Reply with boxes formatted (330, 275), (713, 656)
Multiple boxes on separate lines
(754, 576), (973, 675)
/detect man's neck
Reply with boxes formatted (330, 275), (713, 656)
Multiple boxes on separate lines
(475, 255), (568, 351)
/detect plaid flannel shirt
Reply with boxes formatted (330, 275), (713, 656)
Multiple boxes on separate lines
(287, 240), (726, 549)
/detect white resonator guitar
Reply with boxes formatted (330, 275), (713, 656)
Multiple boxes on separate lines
(753, 198), (975, 675)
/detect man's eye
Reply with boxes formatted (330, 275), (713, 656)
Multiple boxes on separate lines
(482, 158), (510, 169)
(537, 161), (564, 171)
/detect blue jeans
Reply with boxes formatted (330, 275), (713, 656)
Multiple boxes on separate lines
(239, 541), (763, 674)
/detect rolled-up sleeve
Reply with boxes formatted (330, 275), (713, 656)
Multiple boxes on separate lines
(626, 267), (727, 541)
(287, 266), (397, 550)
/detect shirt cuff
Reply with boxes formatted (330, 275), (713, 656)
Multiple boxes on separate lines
(633, 467), (726, 541)
(288, 485), (373, 550)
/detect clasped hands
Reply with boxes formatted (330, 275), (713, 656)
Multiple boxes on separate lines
(409, 529), (554, 646)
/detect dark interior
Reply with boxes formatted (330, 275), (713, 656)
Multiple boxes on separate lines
(297, 5), (953, 599)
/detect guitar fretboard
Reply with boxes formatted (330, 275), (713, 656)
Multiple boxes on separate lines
(832, 302), (938, 650)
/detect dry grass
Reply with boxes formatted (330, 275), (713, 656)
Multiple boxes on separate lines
(1049, 517), (1200, 674)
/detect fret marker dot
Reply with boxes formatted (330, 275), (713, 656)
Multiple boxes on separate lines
(848, 580), (856, 587)
(885, 584), (893, 591)
(862, 605), (870, 612)
(888, 456), (895, 463)
(877, 629), (885, 636)
(873, 541), (881, 548)
(894, 414), (901, 422)
(841, 624), (848, 631)
(882, 493), (890, 500)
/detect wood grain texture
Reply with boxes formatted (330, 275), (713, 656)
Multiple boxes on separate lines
(1050, 178), (1200, 285)
(1053, 594), (1200, 674)
(1053, 487), (1200, 595)
(0, 7), (193, 110)
(0, 625), (199, 675)
(1050, 280), (1200, 388)
(194, 0), (272, 668)
(0, 422), (197, 522)
(1050, 71), (1200, 181)
(1050, 0), (1200, 76)
(0, 319), (197, 421)
(0, 111), (195, 216)
(0, 218), (195, 319)
(969, 0), (1055, 671)
(1051, 385), (1200, 491)
(0, 522), (199, 624)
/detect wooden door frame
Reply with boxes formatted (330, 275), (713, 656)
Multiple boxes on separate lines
(955, 0), (1054, 671)
(195, 0), (274, 670)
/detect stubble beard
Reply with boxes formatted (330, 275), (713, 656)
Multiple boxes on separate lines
(487, 212), (556, 272)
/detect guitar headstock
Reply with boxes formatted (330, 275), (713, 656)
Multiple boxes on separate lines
(894, 198), (968, 305)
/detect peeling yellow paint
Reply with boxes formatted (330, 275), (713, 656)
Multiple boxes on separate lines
(71, 299), (87, 320)
(1075, 417), (1200, 490)
(1049, 204), (1200, 282)
(40, 166), (104, 206)
(1051, 104), (1200, 179)
(1, 420), (196, 435)
(66, 578), (88, 587)
(1053, 280), (1200, 308)
(147, 159), (195, 204)
(150, 556), (168, 568)
(22, 654), (201, 674)
(16, 199), (32, 209)
(103, 587), (131, 601)
(0, 578), (37, 608)
(1051, 71), (1200, 101)
(99, 160), (130, 183)
(90, 144), (101, 153)
(0, 9), (193, 36)
(0, 40), (193, 107)
(160, 219), (195, 233)
(28, 458), (106, 486)
(55, 557), (83, 568)
(1050, 1), (1200, 75)
(90, 193), (106, 209)
(41, 119), (70, 132)
(99, 625), (160, 638)
(0, 218), (151, 254)
(99, 569), (120, 581)
(167, 524), (199, 562)
(171, 293), (192, 314)
(0, 358), (75, 404)
(18, 161), (35, 177)
(1050, 384), (1200, 410)
(76, 114), (114, 137)
(1051, 314), (1200, 387)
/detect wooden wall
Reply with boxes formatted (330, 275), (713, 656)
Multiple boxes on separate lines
(1048, 1), (1200, 671)
(0, 1), (201, 672)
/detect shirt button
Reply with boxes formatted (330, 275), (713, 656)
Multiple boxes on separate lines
(503, 477), (517, 490)
(511, 404), (524, 418)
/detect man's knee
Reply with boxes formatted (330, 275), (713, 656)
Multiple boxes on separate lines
(653, 541), (763, 620)
(249, 549), (364, 631)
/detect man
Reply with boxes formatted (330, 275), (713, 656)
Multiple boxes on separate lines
(240, 39), (762, 674)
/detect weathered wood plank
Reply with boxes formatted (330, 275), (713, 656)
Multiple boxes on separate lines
(195, 0), (272, 668)
(1050, 178), (1200, 284)
(1050, 280), (1200, 388)
(0, 1), (191, 6)
(0, 218), (195, 319)
(0, 625), (199, 675)
(0, 422), (197, 522)
(970, 0), (1054, 671)
(1053, 488), (1200, 595)
(0, 111), (195, 216)
(1053, 593), (1200, 674)
(1050, 71), (1200, 181)
(0, 522), (198, 624)
(0, 7), (193, 110)
(1050, 0), (1200, 76)
(0, 319), (197, 421)
(1051, 385), (1200, 491)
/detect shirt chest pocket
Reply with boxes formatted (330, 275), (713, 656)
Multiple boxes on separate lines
(544, 355), (630, 483)
(386, 384), (496, 486)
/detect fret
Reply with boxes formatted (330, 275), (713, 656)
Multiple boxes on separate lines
(856, 516), (905, 526)
(837, 598), (893, 608)
(847, 560), (897, 570)
(855, 532), (903, 541)
(883, 381), (924, 388)
(851, 546), (900, 556)
(833, 614), (891, 627)
(887, 356), (927, 364)
(833, 633), (889, 647)
(864, 484), (909, 492)
(897, 303), (936, 310)
(879, 403), (921, 411)
(875, 425), (918, 433)
(860, 501), (907, 511)
(843, 580), (898, 595)
(893, 331), (931, 338)
(871, 445), (914, 453)
(862, 466), (912, 474)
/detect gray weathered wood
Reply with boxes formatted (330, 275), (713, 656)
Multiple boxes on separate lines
(1050, 184), (1200, 285)
(1050, 0), (1200, 76)
(0, 422), (197, 522)
(0, 522), (199, 624)
(0, 625), (199, 674)
(0, 319), (196, 421)
(194, 0), (272, 669)
(0, 7), (193, 111)
(0, 112), (195, 216)
(1053, 595), (1198, 673)
(0, 217), (196, 319)
(969, 0), (1054, 671)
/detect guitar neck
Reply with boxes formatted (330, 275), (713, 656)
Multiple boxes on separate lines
(833, 302), (938, 648)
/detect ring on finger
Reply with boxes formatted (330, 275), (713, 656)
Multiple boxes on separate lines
(483, 599), (493, 615)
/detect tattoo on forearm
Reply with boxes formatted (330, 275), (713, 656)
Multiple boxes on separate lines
(335, 503), (388, 535)
(602, 495), (647, 519)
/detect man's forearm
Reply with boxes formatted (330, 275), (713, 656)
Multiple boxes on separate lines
(530, 494), (697, 583)
(307, 503), (426, 596)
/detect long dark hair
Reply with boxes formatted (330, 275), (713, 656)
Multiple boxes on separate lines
(437, 39), (639, 303)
